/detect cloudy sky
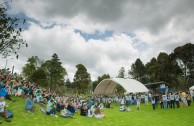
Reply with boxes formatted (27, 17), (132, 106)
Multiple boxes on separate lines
(1, 0), (194, 81)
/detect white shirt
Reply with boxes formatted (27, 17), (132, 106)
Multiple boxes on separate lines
(125, 96), (129, 101)
(0, 101), (5, 112)
(175, 95), (180, 101)
(87, 109), (93, 117)
(148, 93), (152, 97)
(162, 95), (167, 101)
(133, 95), (137, 100)
(170, 94), (175, 100)
(144, 95), (148, 101)
(151, 99), (155, 104)
(137, 99), (140, 105)
(191, 91), (194, 97)
(121, 98), (125, 105)
(129, 95), (132, 100)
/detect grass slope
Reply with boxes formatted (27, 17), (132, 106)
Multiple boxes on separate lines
(2, 97), (194, 126)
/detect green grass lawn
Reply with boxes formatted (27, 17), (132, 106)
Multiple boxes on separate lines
(2, 97), (194, 126)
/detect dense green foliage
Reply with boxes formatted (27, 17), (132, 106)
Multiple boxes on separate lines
(0, 6), (27, 58)
(73, 64), (91, 94)
(171, 43), (194, 89)
(129, 43), (194, 89)
(42, 53), (67, 89)
(22, 54), (67, 92)
(21, 43), (194, 93)
(22, 56), (40, 81)
(129, 58), (146, 83)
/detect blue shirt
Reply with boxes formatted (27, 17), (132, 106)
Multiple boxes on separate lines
(25, 97), (34, 110)
(0, 88), (8, 97)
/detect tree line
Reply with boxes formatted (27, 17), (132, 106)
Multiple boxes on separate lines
(128, 43), (194, 90)
(22, 53), (91, 95)
(22, 43), (194, 95)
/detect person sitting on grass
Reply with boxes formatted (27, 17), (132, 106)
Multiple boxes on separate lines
(25, 95), (36, 112)
(0, 85), (16, 102)
(66, 102), (75, 114)
(60, 107), (74, 118)
(40, 99), (58, 117)
(0, 97), (11, 123)
(87, 106), (93, 117)
(93, 107), (104, 119)
(80, 102), (88, 116)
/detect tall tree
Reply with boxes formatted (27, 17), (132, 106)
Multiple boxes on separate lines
(65, 78), (72, 89)
(171, 43), (194, 77)
(170, 43), (194, 88)
(116, 67), (125, 94)
(31, 68), (48, 87)
(22, 56), (41, 81)
(0, 6), (27, 58)
(42, 53), (67, 90)
(117, 67), (125, 78)
(145, 58), (158, 82)
(129, 58), (146, 83)
(73, 64), (91, 94)
(145, 53), (182, 86)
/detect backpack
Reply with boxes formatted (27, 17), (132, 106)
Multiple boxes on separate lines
(7, 110), (13, 118)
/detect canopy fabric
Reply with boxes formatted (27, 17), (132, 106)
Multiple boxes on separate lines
(94, 78), (149, 95)
(189, 85), (194, 90)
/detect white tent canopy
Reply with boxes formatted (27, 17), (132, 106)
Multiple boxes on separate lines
(189, 85), (194, 90)
(94, 78), (149, 95)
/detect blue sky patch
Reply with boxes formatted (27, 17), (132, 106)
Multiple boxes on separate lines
(132, 38), (150, 51)
(75, 30), (114, 41)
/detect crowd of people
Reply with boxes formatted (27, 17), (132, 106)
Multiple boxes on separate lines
(0, 68), (194, 124)
(119, 90), (193, 111)
(0, 68), (108, 123)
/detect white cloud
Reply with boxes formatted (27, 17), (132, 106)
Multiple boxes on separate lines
(1, 0), (194, 82)
(0, 23), (140, 81)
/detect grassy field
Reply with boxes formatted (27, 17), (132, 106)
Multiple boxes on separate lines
(2, 97), (194, 126)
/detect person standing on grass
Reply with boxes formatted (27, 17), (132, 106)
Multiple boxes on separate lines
(148, 92), (152, 102)
(134, 94), (137, 105)
(151, 97), (156, 110)
(175, 93), (180, 108)
(181, 91), (188, 107)
(120, 97), (125, 112)
(186, 92), (191, 106)
(125, 94), (129, 107)
(159, 94), (163, 109)
(25, 95), (36, 112)
(192, 90), (194, 102)
(170, 92), (175, 108)
(154, 94), (159, 108)
(167, 93), (171, 108)
(129, 94), (132, 106)
(136, 98), (140, 110)
(162, 93), (167, 110)
(144, 94), (148, 106)
(0, 97), (11, 122)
